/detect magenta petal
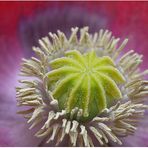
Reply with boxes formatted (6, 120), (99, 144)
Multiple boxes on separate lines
(18, 4), (109, 55)
(0, 120), (42, 147)
(0, 36), (41, 146)
(121, 111), (148, 147)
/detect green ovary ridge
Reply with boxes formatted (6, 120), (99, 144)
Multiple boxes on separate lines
(47, 50), (125, 121)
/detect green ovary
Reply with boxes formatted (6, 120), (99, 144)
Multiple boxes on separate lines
(47, 50), (125, 121)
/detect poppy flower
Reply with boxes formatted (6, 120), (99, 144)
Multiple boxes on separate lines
(0, 1), (148, 147)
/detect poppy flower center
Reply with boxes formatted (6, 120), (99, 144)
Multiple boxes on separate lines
(16, 27), (148, 146)
(47, 49), (125, 121)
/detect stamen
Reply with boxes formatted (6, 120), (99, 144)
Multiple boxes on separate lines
(16, 27), (148, 147)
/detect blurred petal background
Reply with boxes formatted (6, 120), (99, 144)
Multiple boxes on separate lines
(0, 1), (148, 146)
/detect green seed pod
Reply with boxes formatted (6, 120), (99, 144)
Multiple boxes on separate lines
(47, 49), (125, 121)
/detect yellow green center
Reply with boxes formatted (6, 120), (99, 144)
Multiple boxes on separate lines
(47, 50), (125, 121)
